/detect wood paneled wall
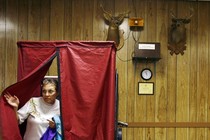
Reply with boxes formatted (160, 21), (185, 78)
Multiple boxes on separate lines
(0, 0), (210, 140)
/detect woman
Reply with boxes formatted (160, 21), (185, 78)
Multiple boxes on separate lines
(4, 78), (60, 140)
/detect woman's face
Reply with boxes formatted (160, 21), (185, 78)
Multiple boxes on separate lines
(42, 83), (58, 104)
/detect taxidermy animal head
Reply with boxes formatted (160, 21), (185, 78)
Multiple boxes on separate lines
(100, 4), (130, 50)
(168, 9), (193, 55)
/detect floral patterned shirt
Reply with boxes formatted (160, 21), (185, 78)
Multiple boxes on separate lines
(18, 97), (60, 140)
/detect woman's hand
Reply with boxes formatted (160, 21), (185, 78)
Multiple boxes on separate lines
(47, 119), (56, 128)
(4, 92), (20, 109)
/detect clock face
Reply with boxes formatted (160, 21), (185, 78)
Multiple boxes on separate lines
(141, 68), (152, 80)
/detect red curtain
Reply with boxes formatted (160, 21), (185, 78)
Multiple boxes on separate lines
(0, 41), (116, 140)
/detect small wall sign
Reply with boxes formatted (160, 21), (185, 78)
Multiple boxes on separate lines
(138, 82), (154, 95)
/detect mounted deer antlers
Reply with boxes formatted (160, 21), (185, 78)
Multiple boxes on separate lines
(100, 4), (130, 50)
(168, 8), (194, 55)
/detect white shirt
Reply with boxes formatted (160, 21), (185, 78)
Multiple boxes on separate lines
(18, 97), (60, 140)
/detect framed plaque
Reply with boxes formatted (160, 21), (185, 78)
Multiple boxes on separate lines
(138, 82), (154, 95)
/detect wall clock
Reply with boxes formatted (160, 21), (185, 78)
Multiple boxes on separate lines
(141, 68), (152, 80)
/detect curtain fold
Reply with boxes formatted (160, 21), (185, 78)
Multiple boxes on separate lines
(0, 41), (116, 140)
(0, 44), (57, 140)
(59, 42), (116, 140)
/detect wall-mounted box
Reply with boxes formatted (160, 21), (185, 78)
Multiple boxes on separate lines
(128, 18), (144, 27)
(133, 42), (161, 61)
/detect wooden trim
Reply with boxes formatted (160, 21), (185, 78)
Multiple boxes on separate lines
(127, 122), (210, 128)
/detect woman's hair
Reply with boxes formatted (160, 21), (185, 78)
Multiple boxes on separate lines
(41, 78), (58, 92)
